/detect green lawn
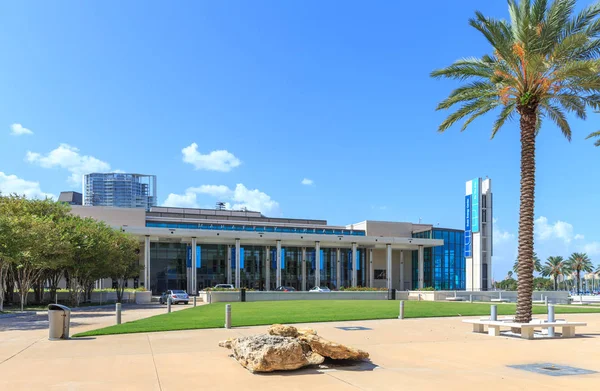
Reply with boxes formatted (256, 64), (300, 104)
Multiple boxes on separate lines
(74, 300), (600, 337)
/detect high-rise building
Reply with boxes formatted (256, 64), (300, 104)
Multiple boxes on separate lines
(83, 173), (157, 210)
(465, 177), (493, 291)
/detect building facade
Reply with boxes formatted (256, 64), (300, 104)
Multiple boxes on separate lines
(83, 173), (157, 210)
(69, 206), (471, 294)
(465, 177), (493, 291)
(58, 191), (83, 205)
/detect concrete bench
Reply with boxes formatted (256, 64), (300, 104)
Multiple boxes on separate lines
(490, 298), (510, 303)
(445, 297), (465, 301)
(463, 319), (586, 339)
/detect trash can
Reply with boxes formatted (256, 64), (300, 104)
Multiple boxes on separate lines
(48, 304), (71, 340)
(240, 288), (246, 302)
(388, 288), (396, 300)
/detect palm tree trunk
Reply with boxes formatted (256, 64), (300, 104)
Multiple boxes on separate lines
(515, 107), (537, 324)
(554, 276), (557, 291)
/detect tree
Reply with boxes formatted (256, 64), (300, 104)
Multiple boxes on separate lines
(567, 252), (593, 293)
(513, 252), (542, 275)
(533, 276), (554, 290)
(541, 255), (566, 290)
(431, 0), (600, 323)
(107, 232), (141, 303)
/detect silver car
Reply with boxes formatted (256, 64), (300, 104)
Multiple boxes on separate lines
(160, 290), (189, 304)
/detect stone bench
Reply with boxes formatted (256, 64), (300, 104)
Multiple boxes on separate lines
(463, 319), (586, 339)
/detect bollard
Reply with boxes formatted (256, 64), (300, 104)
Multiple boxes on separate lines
(499, 291), (502, 301)
(469, 294), (473, 303)
(193, 296), (197, 307)
(544, 296), (548, 306)
(116, 303), (122, 325)
(547, 304), (555, 337)
(490, 305), (497, 321)
(225, 304), (231, 329)
(167, 297), (172, 313)
(398, 300), (405, 319)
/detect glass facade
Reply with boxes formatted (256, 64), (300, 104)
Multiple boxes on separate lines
(150, 242), (187, 294)
(195, 244), (228, 291)
(412, 229), (465, 290)
(149, 243), (367, 293)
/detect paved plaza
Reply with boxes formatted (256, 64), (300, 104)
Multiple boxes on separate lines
(1, 305), (600, 390)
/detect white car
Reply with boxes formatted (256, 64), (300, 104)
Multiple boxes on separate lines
(309, 286), (331, 293)
(213, 284), (235, 290)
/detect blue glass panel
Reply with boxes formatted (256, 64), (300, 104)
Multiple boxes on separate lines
(281, 248), (285, 269)
(197, 245), (201, 268)
(320, 249), (324, 270)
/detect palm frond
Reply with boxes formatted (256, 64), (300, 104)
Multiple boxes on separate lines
(491, 102), (517, 138)
(586, 130), (600, 146)
(540, 103), (572, 140)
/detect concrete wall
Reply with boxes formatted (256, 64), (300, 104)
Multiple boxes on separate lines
(204, 290), (410, 303)
(70, 205), (146, 228)
(409, 290), (570, 305)
(12, 290), (141, 305)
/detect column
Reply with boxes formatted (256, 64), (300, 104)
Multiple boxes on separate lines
(336, 248), (341, 289)
(235, 239), (241, 288)
(351, 243), (358, 287)
(301, 247), (307, 291)
(191, 237), (197, 294)
(227, 245), (232, 285)
(418, 245), (424, 290)
(386, 244), (392, 289)
(276, 240), (282, 287)
(265, 246), (271, 291)
(399, 250), (404, 291)
(369, 248), (374, 288)
(315, 242), (321, 288)
(144, 236), (150, 291)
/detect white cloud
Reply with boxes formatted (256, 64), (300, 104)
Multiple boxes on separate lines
(10, 123), (33, 136)
(190, 184), (234, 198)
(26, 144), (111, 186)
(163, 183), (279, 214)
(0, 172), (55, 199)
(182, 143), (241, 172)
(163, 192), (199, 208)
(494, 229), (515, 244)
(535, 216), (583, 244)
(301, 178), (314, 186)
(581, 242), (600, 256)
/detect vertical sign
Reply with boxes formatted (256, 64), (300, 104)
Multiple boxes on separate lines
(196, 245), (201, 268)
(464, 195), (472, 257)
(186, 246), (192, 267)
(471, 178), (480, 233)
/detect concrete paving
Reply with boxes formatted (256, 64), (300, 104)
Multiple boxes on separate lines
(1, 306), (600, 390)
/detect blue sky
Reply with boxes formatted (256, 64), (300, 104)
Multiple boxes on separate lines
(0, 1), (599, 279)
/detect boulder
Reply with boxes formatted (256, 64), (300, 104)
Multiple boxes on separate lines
(219, 335), (324, 372)
(298, 334), (369, 360)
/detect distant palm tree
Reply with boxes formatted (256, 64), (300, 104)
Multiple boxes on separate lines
(567, 253), (593, 293)
(507, 270), (514, 280)
(513, 252), (542, 275)
(541, 256), (566, 291)
(431, 0), (600, 324)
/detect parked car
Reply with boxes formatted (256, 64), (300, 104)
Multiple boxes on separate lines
(309, 286), (331, 293)
(275, 286), (296, 292)
(213, 284), (235, 290)
(159, 290), (189, 304)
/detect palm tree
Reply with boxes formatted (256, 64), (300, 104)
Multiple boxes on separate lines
(541, 256), (566, 290)
(566, 252), (593, 293)
(507, 270), (514, 280)
(512, 252), (542, 275)
(431, 1), (600, 323)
